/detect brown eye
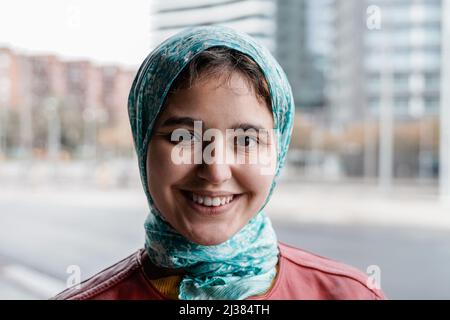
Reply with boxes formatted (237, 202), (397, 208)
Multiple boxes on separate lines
(235, 135), (258, 148)
(176, 131), (201, 146)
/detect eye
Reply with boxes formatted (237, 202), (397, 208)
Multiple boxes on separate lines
(175, 130), (201, 146)
(235, 135), (259, 149)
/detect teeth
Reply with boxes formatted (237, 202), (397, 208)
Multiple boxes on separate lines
(190, 193), (234, 207)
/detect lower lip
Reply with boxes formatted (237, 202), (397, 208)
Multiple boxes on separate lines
(181, 191), (241, 216)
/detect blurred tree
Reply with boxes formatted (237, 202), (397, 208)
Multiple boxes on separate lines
(59, 102), (83, 155)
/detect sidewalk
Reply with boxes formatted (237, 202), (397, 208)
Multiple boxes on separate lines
(0, 261), (65, 299)
(266, 180), (450, 230)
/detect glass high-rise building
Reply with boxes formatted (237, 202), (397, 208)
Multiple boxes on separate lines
(150, 0), (277, 52)
(329, 0), (449, 179)
(330, 0), (444, 126)
(275, 0), (332, 110)
(150, 0), (332, 111)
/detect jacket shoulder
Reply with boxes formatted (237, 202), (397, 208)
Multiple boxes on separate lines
(278, 242), (386, 299)
(52, 250), (143, 300)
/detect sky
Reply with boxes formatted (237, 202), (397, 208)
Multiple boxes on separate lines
(0, 0), (152, 68)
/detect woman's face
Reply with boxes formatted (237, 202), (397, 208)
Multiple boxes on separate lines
(147, 72), (277, 246)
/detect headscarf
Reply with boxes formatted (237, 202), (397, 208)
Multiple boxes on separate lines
(128, 25), (295, 300)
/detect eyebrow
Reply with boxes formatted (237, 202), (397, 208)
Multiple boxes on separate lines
(161, 116), (199, 128)
(160, 116), (267, 131)
(230, 123), (266, 131)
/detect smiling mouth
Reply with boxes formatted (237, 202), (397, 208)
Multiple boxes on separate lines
(180, 190), (241, 208)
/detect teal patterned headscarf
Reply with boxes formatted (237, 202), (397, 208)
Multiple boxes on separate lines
(128, 26), (295, 300)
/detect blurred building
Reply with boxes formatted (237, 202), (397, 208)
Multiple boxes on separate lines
(330, 0), (443, 125)
(28, 55), (67, 108)
(100, 66), (136, 126)
(440, 0), (450, 201)
(328, 0), (445, 178)
(0, 49), (36, 155)
(275, 0), (332, 111)
(0, 47), (136, 157)
(0, 48), (22, 109)
(150, 0), (277, 52)
(65, 61), (102, 111)
(0, 49), (135, 121)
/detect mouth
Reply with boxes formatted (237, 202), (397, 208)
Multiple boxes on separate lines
(180, 190), (242, 216)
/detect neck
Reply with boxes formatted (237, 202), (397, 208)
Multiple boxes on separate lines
(142, 251), (185, 279)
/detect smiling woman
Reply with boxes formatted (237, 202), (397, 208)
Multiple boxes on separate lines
(53, 26), (386, 300)
(148, 58), (277, 247)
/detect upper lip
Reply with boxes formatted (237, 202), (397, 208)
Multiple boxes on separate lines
(182, 189), (239, 197)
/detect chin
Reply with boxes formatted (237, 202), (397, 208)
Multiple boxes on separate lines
(188, 232), (232, 246)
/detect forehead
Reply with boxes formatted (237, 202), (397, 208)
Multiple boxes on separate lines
(157, 73), (274, 129)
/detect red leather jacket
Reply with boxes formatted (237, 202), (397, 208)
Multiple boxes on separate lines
(53, 242), (386, 300)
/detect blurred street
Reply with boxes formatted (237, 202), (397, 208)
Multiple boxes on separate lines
(0, 178), (449, 299)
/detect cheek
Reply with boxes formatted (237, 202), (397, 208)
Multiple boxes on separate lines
(148, 142), (171, 180)
(237, 162), (274, 202)
(147, 140), (188, 199)
(241, 146), (277, 203)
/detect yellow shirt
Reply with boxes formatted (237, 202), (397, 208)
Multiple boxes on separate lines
(149, 264), (279, 300)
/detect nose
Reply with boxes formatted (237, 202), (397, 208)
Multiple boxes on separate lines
(197, 162), (232, 184)
(196, 137), (232, 184)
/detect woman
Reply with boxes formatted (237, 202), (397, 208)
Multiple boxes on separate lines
(54, 26), (385, 300)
